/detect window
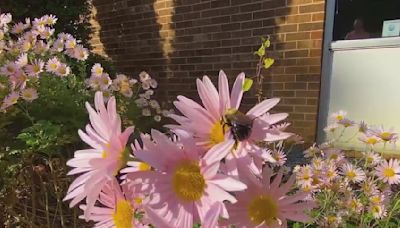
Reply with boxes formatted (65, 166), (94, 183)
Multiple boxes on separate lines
(333, 0), (400, 41)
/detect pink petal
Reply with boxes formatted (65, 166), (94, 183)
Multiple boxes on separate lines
(209, 174), (247, 191)
(246, 98), (280, 118)
(230, 72), (245, 109)
(203, 139), (235, 165)
(202, 202), (223, 228)
(218, 70), (230, 115)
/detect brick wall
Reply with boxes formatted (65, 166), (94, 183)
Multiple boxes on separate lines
(90, 0), (326, 143)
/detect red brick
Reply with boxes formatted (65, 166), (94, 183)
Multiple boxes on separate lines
(312, 12), (325, 21)
(286, 14), (312, 24)
(299, 22), (324, 31)
(285, 50), (309, 58)
(299, 3), (325, 14)
(286, 32), (311, 41)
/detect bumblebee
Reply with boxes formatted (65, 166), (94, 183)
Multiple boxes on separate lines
(223, 109), (254, 141)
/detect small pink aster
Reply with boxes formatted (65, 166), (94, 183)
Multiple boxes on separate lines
(15, 53), (28, 67)
(1, 61), (19, 76)
(25, 59), (44, 77)
(370, 126), (398, 144)
(359, 133), (381, 146)
(226, 166), (315, 227)
(20, 88), (38, 102)
(1, 91), (19, 110)
(64, 92), (134, 219)
(91, 63), (104, 77)
(340, 163), (366, 183)
(375, 159), (400, 185)
(330, 110), (347, 122)
(45, 57), (61, 73)
(55, 63), (70, 77)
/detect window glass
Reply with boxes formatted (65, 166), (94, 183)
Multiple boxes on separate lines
(333, 0), (400, 41)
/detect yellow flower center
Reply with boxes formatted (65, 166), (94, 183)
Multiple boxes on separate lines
(50, 63), (58, 70)
(209, 121), (228, 147)
(380, 132), (392, 141)
(330, 154), (338, 160)
(58, 66), (67, 75)
(33, 65), (41, 73)
(248, 195), (278, 225)
(327, 215), (337, 224)
(112, 200), (134, 228)
(336, 115), (343, 121)
(138, 162), (151, 171)
(7, 65), (16, 73)
(22, 92), (33, 99)
(346, 171), (356, 179)
(172, 161), (206, 202)
(371, 196), (382, 204)
(95, 68), (102, 75)
(366, 138), (378, 145)
(383, 167), (395, 178)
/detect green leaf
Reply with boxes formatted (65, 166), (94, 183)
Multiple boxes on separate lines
(292, 222), (302, 228)
(263, 58), (275, 69)
(243, 78), (253, 92)
(263, 38), (271, 48)
(254, 45), (265, 57)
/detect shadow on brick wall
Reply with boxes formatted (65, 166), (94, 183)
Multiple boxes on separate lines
(168, 0), (293, 107)
(91, 0), (169, 99)
(92, 0), (321, 143)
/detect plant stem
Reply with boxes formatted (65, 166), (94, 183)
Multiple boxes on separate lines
(49, 159), (67, 228)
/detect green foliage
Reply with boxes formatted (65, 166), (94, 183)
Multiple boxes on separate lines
(1, 0), (92, 47)
(242, 78), (253, 92)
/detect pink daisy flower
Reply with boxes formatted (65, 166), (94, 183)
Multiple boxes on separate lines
(15, 53), (28, 67)
(25, 59), (44, 77)
(128, 130), (246, 227)
(295, 165), (313, 187)
(11, 22), (26, 34)
(45, 57), (60, 73)
(79, 179), (147, 227)
(0, 61), (19, 76)
(375, 159), (400, 185)
(64, 92), (134, 219)
(55, 63), (70, 77)
(271, 148), (287, 167)
(370, 126), (398, 144)
(369, 203), (387, 219)
(33, 40), (49, 54)
(71, 44), (89, 61)
(359, 133), (381, 146)
(44, 14), (58, 25)
(340, 163), (366, 183)
(1, 91), (19, 110)
(361, 178), (380, 196)
(226, 166), (315, 227)
(330, 110), (347, 122)
(20, 88), (38, 102)
(91, 63), (104, 77)
(337, 118), (355, 128)
(362, 151), (382, 166)
(65, 37), (77, 49)
(167, 70), (291, 175)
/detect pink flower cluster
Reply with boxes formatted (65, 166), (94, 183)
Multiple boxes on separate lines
(299, 112), (400, 227)
(65, 71), (315, 227)
(0, 13), (89, 111)
(86, 64), (173, 122)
